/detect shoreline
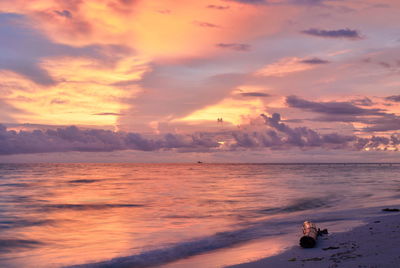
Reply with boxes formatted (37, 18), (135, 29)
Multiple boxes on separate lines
(66, 206), (399, 268)
(227, 210), (400, 268)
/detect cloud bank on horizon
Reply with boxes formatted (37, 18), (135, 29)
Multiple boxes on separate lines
(0, 0), (399, 160)
(1, 112), (399, 155)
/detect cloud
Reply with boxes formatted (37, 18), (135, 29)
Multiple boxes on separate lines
(362, 55), (400, 71)
(216, 43), (251, 51)
(286, 96), (400, 132)
(240, 92), (271, 97)
(362, 115), (400, 132)
(207, 5), (230, 10)
(0, 12), (133, 85)
(299, 58), (330, 64)
(386, 95), (400, 102)
(286, 95), (384, 116)
(50, 99), (69, 105)
(232, 113), (399, 151)
(54, 10), (72, 19)
(261, 113), (332, 148)
(256, 57), (320, 77)
(351, 97), (373, 106)
(4, 63), (56, 86)
(1, 116), (399, 155)
(118, 65), (246, 131)
(378, 61), (391, 69)
(193, 21), (220, 28)
(257, 113), (397, 150)
(287, 0), (330, 5)
(0, 99), (26, 123)
(0, 125), (220, 155)
(227, 0), (335, 6)
(227, 0), (266, 4)
(93, 112), (124, 116)
(301, 28), (362, 40)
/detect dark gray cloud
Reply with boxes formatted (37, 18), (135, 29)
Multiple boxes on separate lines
(227, 0), (336, 5)
(351, 97), (373, 106)
(207, 5), (230, 10)
(216, 43), (251, 51)
(282, 119), (304, 123)
(93, 112), (124, 116)
(0, 12), (133, 86)
(54, 10), (72, 18)
(286, 96), (400, 132)
(299, 58), (330, 64)
(295, 0), (349, 5)
(227, 0), (266, 4)
(286, 95), (384, 116)
(309, 114), (400, 132)
(289, 0), (327, 4)
(193, 21), (220, 28)
(0, 125), (220, 155)
(231, 113), (398, 151)
(378, 61), (391, 69)
(386, 95), (400, 102)
(258, 113), (397, 150)
(301, 28), (362, 39)
(362, 57), (400, 70)
(240, 92), (270, 97)
(111, 79), (138, 87)
(3, 62), (56, 86)
(1, 116), (398, 155)
(261, 113), (333, 148)
(362, 115), (400, 132)
(119, 0), (138, 4)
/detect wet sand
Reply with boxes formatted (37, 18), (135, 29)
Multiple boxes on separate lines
(228, 211), (400, 268)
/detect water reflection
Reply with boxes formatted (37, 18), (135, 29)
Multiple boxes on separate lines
(0, 163), (399, 267)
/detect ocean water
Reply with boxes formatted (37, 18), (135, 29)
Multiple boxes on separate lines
(0, 163), (399, 268)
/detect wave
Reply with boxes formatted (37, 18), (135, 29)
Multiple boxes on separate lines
(67, 222), (290, 268)
(42, 204), (144, 211)
(0, 218), (54, 229)
(13, 203), (145, 212)
(258, 197), (335, 215)
(0, 239), (42, 252)
(68, 179), (100, 184)
(67, 197), (337, 267)
(0, 183), (30, 187)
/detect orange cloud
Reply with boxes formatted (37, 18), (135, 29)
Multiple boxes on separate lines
(0, 0), (295, 59)
(255, 57), (320, 77)
(3, 56), (148, 126)
(177, 86), (269, 126)
(0, 0), (299, 128)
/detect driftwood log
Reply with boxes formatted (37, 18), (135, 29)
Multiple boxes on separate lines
(300, 221), (318, 248)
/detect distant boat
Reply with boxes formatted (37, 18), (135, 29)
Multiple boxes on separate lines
(197, 161), (203, 164)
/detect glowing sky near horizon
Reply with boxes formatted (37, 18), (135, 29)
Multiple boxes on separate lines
(0, 0), (400, 160)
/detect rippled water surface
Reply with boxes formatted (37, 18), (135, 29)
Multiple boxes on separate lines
(0, 163), (399, 267)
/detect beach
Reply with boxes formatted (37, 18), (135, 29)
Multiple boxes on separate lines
(228, 210), (400, 268)
(0, 163), (399, 268)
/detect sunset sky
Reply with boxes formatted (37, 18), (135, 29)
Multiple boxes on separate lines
(1, 0), (399, 162)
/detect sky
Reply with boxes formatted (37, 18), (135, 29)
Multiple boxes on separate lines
(0, 0), (399, 162)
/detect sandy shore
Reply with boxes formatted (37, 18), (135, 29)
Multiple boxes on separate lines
(227, 210), (400, 268)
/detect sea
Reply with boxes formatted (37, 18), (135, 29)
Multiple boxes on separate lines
(0, 163), (399, 268)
